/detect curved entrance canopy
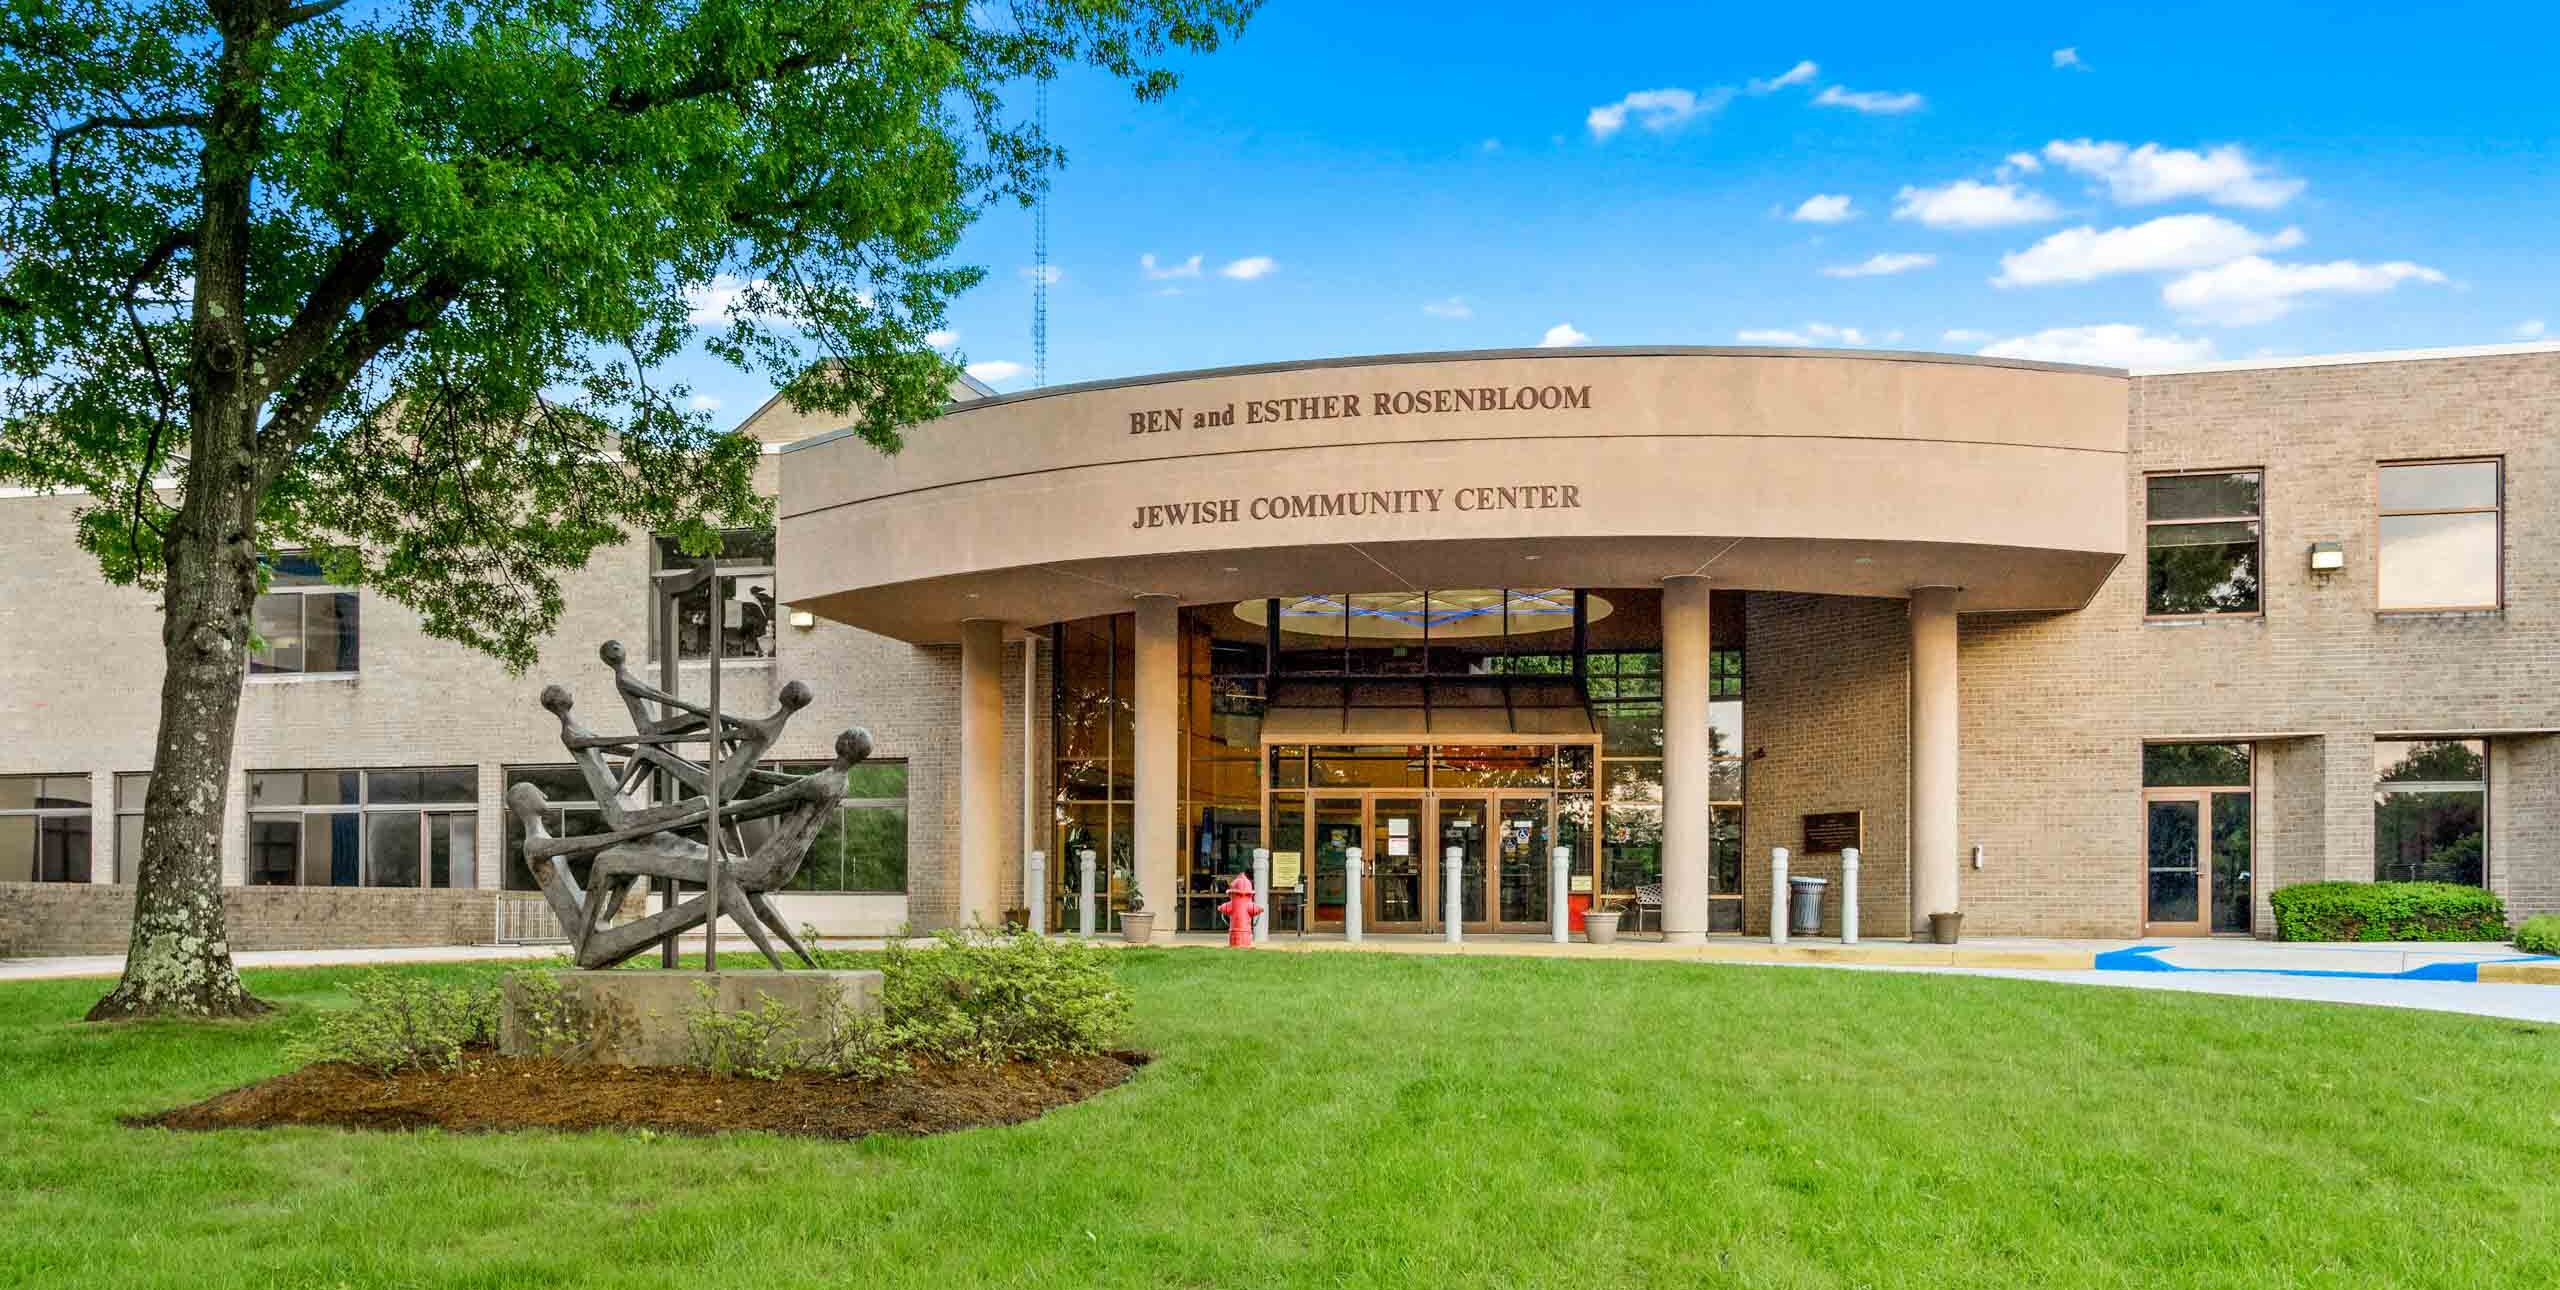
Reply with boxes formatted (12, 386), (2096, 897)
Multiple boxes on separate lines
(779, 347), (2129, 641)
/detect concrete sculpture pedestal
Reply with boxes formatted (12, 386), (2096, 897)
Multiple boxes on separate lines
(499, 969), (882, 1067)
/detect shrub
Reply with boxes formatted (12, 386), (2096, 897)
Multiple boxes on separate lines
(288, 973), (500, 1075)
(2516, 914), (2560, 955)
(2268, 881), (2510, 942)
(683, 984), (808, 1080)
(877, 928), (1129, 1065)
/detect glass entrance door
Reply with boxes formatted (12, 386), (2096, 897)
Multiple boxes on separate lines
(2144, 790), (2252, 935)
(1436, 797), (1488, 928)
(1496, 796), (1550, 929)
(1371, 797), (1427, 930)
(1310, 797), (1363, 931)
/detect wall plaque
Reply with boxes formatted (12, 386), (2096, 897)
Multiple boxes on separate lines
(1801, 811), (1862, 854)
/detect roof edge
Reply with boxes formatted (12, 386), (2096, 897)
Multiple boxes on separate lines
(2134, 339), (2560, 377)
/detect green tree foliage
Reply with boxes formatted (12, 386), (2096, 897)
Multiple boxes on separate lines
(0, 0), (1252, 1018)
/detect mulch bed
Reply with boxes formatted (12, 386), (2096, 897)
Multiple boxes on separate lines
(132, 1049), (1150, 1140)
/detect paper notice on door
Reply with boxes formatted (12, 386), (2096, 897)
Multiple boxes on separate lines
(1388, 817), (1410, 837)
(1387, 836), (1411, 857)
(1570, 874), (1594, 893)
(1271, 851), (1302, 889)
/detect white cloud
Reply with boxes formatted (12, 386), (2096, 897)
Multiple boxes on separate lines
(1994, 215), (2306, 287)
(1814, 84), (1925, 115)
(1940, 328), (1993, 344)
(2041, 139), (2303, 209)
(1422, 297), (1472, 319)
(1140, 253), (1202, 280)
(1978, 323), (2217, 367)
(1748, 60), (1819, 93)
(1822, 252), (1937, 278)
(2514, 319), (2547, 340)
(685, 275), (779, 324)
(1739, 322), (1868, 346)
(925, 328), (958, 349)
(1998, 151), (2043, 178)
(1020, 264), (1063, 286)
(1219, 255), (1278, 281)
(1539, 322), (1589, 347)
(1586, 87), (1728, 139)
(2052, 47), (2085, 71)
(1892, 180), (2060, 230)
(1790, 193), (1856, 224)
(965, 359), (1027, 384)
(687, 394), (721, 412)
(2163, 256), (2447, 325)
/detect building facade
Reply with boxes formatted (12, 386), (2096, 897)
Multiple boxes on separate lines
(2, 343), (2554, 952)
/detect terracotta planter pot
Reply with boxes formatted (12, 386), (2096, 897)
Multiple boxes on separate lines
(1928, 911), (1962, 945)
(1583, 910), (1622, 945)
(1119, 911), (1157, 944)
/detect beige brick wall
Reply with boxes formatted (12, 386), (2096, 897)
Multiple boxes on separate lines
(1741, 593), (1910, 937)
(0, 881), (500, 955)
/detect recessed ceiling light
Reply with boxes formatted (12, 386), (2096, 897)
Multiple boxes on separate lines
(1523, 554), (1541, 561)
(966, 592), (981, 599)
(1222, 566), (1239, 573)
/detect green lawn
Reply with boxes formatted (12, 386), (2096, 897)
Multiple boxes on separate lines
(3, 951), (2555, 1289)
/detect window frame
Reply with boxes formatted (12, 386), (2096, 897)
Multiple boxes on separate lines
(766, 758), (909, 894)
(649, 528), (780, 664)
(2375, 457), (2504, 614)
(244, 767), (479, 889)
(2142, 468), (2267, 621)
(247, 550), (361, 678)
(2372, 737), (2490, 888)
(112, 772), (148, 884)
(0, 774), (93, 884)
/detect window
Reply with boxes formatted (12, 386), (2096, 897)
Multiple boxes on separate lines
(652, 530), (777, 660)
(246, 768), (477, 888)
(2375, 739), (2486, 886)
(0, 775), (90, 883)
(113, 773), (147, 883)
(2379, 459), (2501, 611)
(250, 551), (359, 674)
(2145, 471), (2262, 616)
(769, 760), (908, 892)
(502, 765), (615, 892)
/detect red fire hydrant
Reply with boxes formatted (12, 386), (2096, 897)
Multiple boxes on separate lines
(1216, 873), (1263, 948)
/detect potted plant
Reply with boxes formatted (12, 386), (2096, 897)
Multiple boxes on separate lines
(1584, 894), (1625, 945)
(1119, 889), (1157, 944)
(1927, 910), (1962, 945)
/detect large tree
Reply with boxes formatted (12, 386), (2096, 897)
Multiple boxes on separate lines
(0, 0), (1251, 1019)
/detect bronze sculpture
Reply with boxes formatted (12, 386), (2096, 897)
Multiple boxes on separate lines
(508, 639), (871, 970)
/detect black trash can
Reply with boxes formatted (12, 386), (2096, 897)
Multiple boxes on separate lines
(1788, 875), (1828, 935)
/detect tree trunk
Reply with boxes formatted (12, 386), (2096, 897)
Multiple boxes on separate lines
(86, 10), (270, 1021)
(83, 445), (268, 1020)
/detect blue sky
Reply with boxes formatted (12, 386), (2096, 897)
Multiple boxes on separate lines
(675, 0), (2560, 415)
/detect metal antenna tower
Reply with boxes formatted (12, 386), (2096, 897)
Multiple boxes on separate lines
(1032, 77), (1050, 388)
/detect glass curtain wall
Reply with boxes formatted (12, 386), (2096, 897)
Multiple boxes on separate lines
(1051, 615), (1136, 930)
(1587, 589), (1746, 930)
(1182, 605), (1267, 931)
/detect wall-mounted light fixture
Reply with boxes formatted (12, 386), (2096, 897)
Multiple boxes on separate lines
(2308, 541), (2345, 572)
(788, 610), (817, 630)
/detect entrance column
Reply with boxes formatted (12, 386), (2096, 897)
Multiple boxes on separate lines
(957, 618), (1007, 928)
(1132, 594), (1180, 943)
(1659, 575), (1713, 944)
(1909, 586), (1960, 936)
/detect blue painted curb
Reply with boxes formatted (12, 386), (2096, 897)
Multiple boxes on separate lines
(2093, 943), (2559, 983)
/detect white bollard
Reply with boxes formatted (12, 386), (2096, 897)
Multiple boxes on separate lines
(1252, 847), (1271, 945)
(1344, 846), (1364, 945)
(1841, 847), (1861, 946)
(1026, 850), (1047, 936)
(1444, 845), (1464, 944)
(1077, 848), (1097, 939)
(1549, 845), (1571, 945)
(1770, 846), (1791, 946)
